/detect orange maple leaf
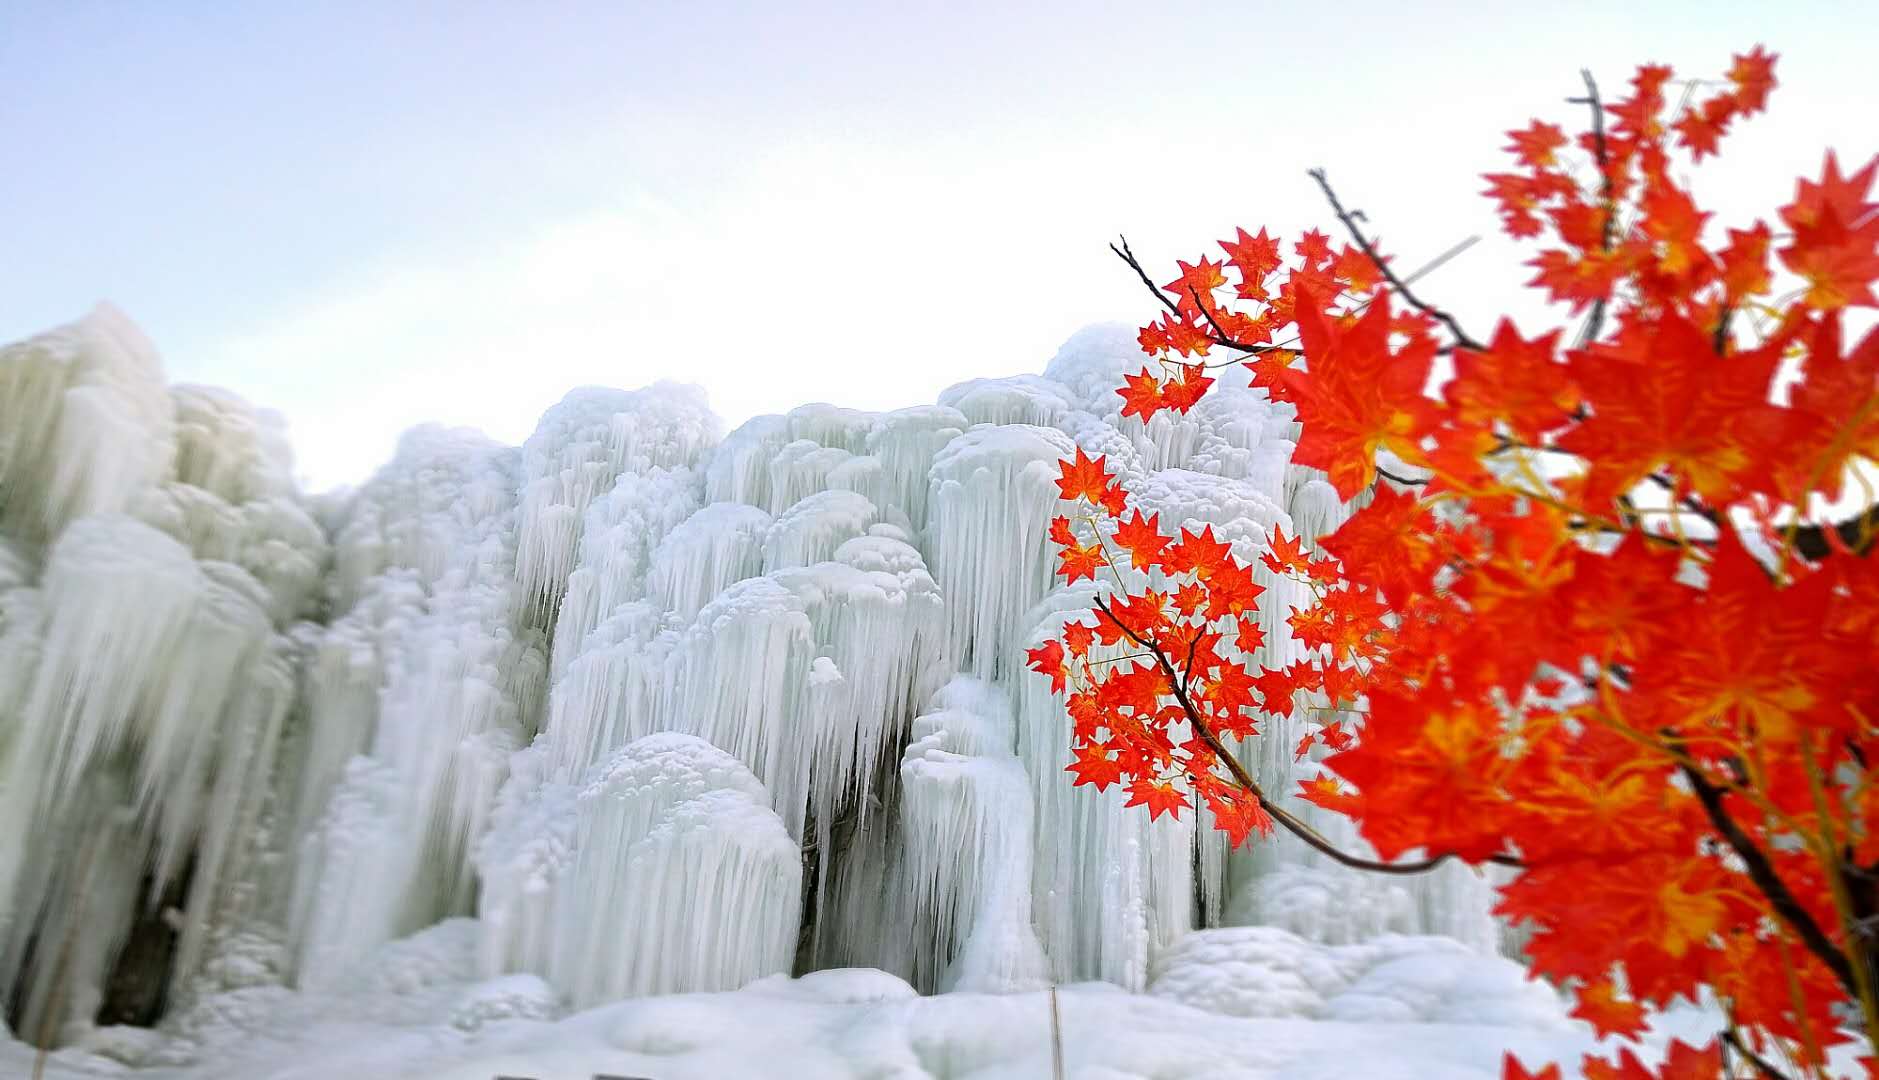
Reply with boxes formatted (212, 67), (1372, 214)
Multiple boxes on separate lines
(1570, 977), (1648, 1040)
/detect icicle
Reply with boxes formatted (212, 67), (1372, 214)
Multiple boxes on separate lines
(514, 385), (718, 623)
(926, 424), (1073, 681)
(861, 405), (966, 534)
(938, 375), (1073, 428)
(288, 429), (547, 989)
(895, 677), (1048, 993)
(782, 403), (875, 453)
(761, 489), (878, 573)
(558, 734), (800, 1004)
(479, 735), (800, 1006)
(0, 304), (175, 542)
(644, 502), (772, 623)
(550, 466), (702, 682)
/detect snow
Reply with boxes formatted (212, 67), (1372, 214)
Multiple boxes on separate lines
(0, 932), (1785, 1079)
(0, 308), (1817, 1078)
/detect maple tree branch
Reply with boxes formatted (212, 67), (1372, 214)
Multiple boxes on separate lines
(1307, 168), (1485, 352)
(1189, 285), (1243, 351)
(1793, 502), (1879, 560)
(1376, 467), (1428, 488)
(1570, 68), (1616, 347)
(1720, 1026), (1794, 1080)
(1112, 235), (1184, 321)
(1091, 596), (1523, 876)
(1678, 760), (1857, 993)
(1644, 473), (1723, 527)
(1107, 236), (1277, 356)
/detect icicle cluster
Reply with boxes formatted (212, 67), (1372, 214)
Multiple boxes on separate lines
(0, 307), (320, 1042)
(0, 306), (1502, 1048)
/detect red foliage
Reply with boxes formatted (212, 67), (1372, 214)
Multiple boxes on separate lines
(1031, 47), (1879, 1077)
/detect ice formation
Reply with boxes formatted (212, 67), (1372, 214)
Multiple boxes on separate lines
(0, 305), (1507, 1056)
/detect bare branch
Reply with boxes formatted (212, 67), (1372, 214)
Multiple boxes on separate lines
(1376, 467), (1429, 488)
(1570, 68), (1616, 347)
(1721, 1025), (1796, 1080)
(1110, 236), (1184, 321)
(1307, 168), (1485, 351)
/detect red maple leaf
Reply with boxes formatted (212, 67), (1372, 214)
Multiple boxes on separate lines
(1124, 777), (1187, 821)
(1260, 528), (1312, 575)
(1066, 745), (1124, 791)
(1056, 448), (1114, 504)
(1025, 640), (1067, 693)
(1281, 284), (1437, 499)
(1220, 226), (1283, 281)
(1501, 1057), (1563, 1080)
(1057, 541), (1106, 584)
(1118, 368), (1166, 422)
(1112, 509), (1171, 570)
(1445, 320), (1577, 442)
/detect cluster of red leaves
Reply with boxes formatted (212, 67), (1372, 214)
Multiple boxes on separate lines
(1034, 46), (1879, 1079)
(1027, 444), (1388, 847)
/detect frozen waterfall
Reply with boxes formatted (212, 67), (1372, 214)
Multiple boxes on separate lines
(0, 307), (1501, 1049)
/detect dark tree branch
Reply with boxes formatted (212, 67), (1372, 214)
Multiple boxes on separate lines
(1569, 68), (1617, 347)
(1108, 237), (1279, 357)
(1376, 467), (1428, 488)
(1643, 473), (1723, 527)
(1678, 760), (1857, 993)
(1111, 236), (1184, 321)
(1793, 503), (1879, 560)
(1721, 1026), (1794, 1080)
(1307, 168), (1485, 352)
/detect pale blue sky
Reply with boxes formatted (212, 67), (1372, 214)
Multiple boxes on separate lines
(4, 2), (1874, 488)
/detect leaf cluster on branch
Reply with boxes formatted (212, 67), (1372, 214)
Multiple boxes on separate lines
(1030, 45), (1879, 1080)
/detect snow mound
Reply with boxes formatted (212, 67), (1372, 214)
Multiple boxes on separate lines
(1149, 927), (1570, 1029)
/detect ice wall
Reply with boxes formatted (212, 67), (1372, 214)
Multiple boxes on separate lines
(0, 309), (1501, 1047)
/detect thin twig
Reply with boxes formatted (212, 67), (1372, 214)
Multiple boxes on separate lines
(1721, 1025), (1795, 1080)
(1307, 168), (1484, 351)
(1570, 68), (1616, 347)
(1377, 467), (1428, 488)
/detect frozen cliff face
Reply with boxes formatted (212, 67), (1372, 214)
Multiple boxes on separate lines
(0, 307), (1501, 1049)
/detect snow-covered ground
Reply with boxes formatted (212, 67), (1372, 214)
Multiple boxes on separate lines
(3, 922), (1739, 1079)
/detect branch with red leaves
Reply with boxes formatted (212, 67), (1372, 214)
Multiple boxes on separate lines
(1048, 44), (1879, 1080)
